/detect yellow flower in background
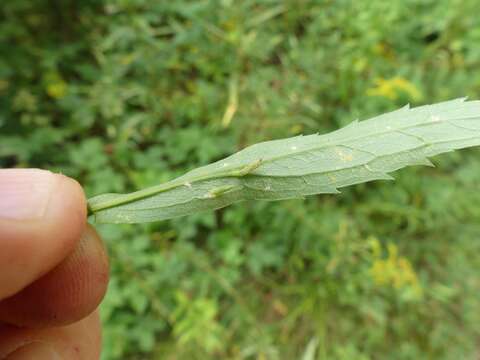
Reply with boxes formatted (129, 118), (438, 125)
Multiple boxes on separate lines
(367, 76), (422, 101)
(44, 72), (68, 99)
(369, 240), (423, 298)
(46, 82), (67, 99)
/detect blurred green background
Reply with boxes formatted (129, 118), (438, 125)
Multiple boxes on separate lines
(1, 0), (480, 359)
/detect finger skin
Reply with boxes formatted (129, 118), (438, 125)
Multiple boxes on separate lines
(0, 225), (109, 327)
(0, 310), (102, 360)
(0, 173), (87, 299)
(0, 170), (105, 359)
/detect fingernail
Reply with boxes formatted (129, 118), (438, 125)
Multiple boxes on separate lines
(0, 169), (57, 220)
(6, 341), (62, 359)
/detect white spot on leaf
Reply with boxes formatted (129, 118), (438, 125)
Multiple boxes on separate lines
(336, 148), (353, 162)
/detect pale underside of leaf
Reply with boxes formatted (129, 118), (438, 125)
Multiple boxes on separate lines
(88, 98), (480, 223)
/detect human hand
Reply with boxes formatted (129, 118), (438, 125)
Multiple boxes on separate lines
(0, 169), (109, 359)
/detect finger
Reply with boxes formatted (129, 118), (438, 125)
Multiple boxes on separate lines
(0, 169), (87, 299)
(0, 225), (109, 327)
(0, 310), (101, 360)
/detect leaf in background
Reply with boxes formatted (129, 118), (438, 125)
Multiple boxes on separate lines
(88, 98), (480, 224)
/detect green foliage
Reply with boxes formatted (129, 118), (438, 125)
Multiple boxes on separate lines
(1, 1), (480, 359)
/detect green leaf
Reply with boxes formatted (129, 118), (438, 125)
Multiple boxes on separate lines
(88, 98), (480, 224)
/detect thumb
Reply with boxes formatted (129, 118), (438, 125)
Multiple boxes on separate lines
(0, 169), (86, 299)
